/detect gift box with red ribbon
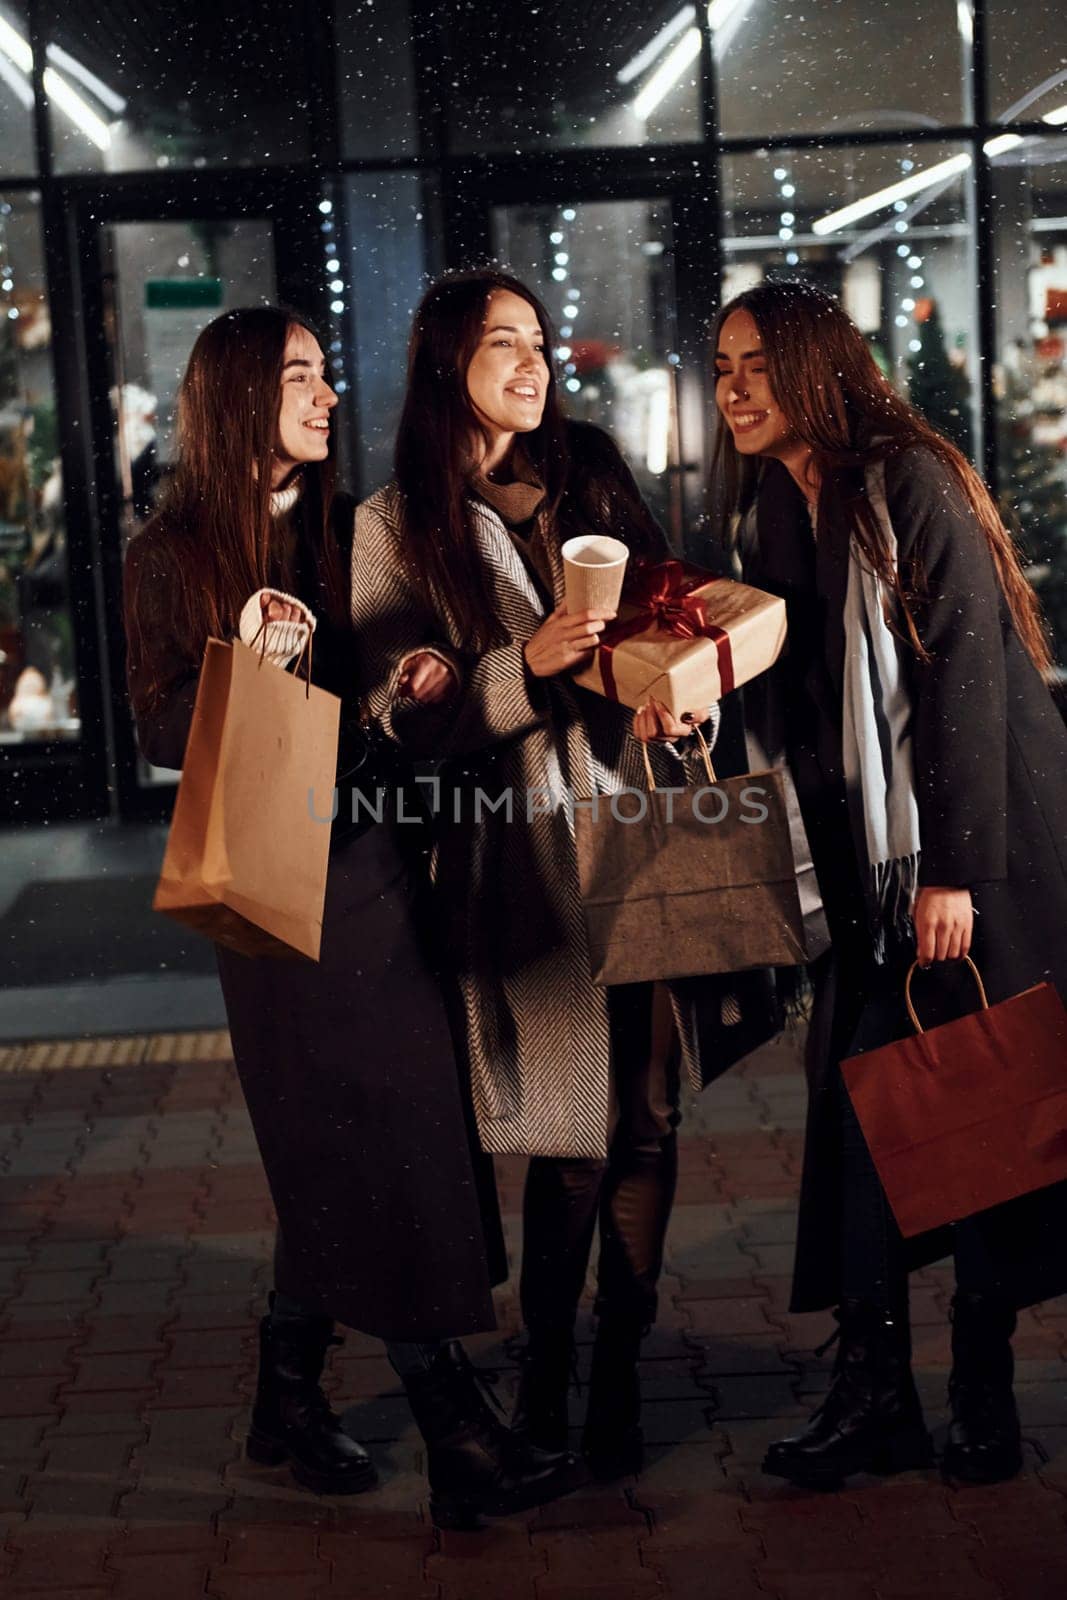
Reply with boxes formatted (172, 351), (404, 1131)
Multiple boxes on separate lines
(571, 558), (788, 717)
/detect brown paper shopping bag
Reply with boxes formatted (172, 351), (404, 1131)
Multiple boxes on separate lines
(842, 959), (1067, 1238)
(154, 638), (340, 960)
(574, 730), (817, 985)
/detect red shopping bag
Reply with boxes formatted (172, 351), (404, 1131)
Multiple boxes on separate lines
(842, 959), (1067, 1238)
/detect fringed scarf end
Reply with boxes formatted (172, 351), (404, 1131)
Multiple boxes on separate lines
(869, 852), (920, 964)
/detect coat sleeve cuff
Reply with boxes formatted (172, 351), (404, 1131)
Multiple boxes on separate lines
(238, 590), (316, 668)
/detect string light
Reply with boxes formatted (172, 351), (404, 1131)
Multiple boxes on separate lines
(549, 206), (584, 397)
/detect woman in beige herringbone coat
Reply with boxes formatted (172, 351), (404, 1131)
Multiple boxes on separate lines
(352, 270), (720, 1479)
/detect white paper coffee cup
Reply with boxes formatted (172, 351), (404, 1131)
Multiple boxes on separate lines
(561, 535), (629, 614)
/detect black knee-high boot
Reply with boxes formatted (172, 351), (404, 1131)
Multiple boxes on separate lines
(246, 1296), (377, 1494)
(943, 1292), (1022, 1484)
(581, 1121), (678, 1478)
(513, 1157), (603, 1453)
(582, 1312), (646, 1479)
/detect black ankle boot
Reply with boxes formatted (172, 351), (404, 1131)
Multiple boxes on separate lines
(943, 1291), (1022, 1484)
(403, 1341), (584, 1529)
(246, 1302), (377, 1495)
(512, 1327), (574, 1454)
(582, 1316), (644, 1479)
(763, 1299), (933, 1490)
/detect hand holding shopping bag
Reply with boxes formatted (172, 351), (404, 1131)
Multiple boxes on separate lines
(842, 958), (1067, 1237)
(153, 636), (340, 960)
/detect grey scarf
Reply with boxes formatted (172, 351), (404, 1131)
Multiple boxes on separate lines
(841, 463), (921, 957)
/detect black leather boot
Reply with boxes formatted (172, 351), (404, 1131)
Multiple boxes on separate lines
(403, 1341), (585, 1529)
(943, 1292), (1023, 1484)
(246, 1303), (377, 1494)
(582, 1315), (644, 1479)
(763, 1299), (933, 1490)
(512, 1326), (574, 1454)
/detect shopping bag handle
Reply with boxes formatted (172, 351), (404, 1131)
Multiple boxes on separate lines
(904, 955), (989, 1035)
(249, 618), (314, 699)
(640, 721), (717, 790)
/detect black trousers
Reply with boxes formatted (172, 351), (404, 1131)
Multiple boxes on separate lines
(520, 982), (682, 1334)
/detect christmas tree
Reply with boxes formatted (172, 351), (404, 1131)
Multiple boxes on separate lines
(998, 361), (1067, 670)
(908, 299), (974, 461)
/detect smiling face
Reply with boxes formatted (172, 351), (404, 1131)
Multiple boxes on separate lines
(464, 289), (549, 465)
(273, 324), (338, 486)
(714, 309), (799, 463)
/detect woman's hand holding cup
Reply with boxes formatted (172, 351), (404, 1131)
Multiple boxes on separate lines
(523, 603), (616, 678)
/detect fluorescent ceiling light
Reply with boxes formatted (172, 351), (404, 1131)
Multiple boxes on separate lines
(646, 381), (671, 477)
(0, 14), (32, 72)
(0, 15), (114, 149)
(1043, 103), (1067, 125)
(43, 67), (112, 148)
(984, 132), (1025, 156)
(814, 133), (1031, 237)
(0, 45), (32, 106)
(617, 6), (694, 86)
(707, 0), (749, 27)
(627, 0), (752, 118)
(814, 154), (972, 235)
(632, 25), (701, 119)
(956, 2), (974, 46)
(46, 42), (125, 114)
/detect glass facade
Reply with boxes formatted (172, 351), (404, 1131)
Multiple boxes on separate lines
(722, 141), (980, 459)
(443, 1), (702, 153)
(993, 148), (1067, 667)
(336, 0), (419, 160)
(1, 0), (1065, 819)
(345, 171), (427, 493)
(716, 0), (970, 138)
(42, 2), (315, 173)
(988, 2), (1067, 124)
(0, 2), (36, 177)
(493, 199), (681, 530)
(0, 190), (78, 748)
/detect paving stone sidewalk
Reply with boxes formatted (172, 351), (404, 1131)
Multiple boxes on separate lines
(0, 1028), (1064, 1600)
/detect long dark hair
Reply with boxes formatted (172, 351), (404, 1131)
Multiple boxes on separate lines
(712, 279), (1052, 676)
(395, 269), (664, 649)
(127, 305), (346, 695)
(394, 270), (569, 650)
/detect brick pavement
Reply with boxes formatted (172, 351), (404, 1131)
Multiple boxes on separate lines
(0, 1029), (1064, 1599)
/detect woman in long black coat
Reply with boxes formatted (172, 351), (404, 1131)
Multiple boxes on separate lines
(713, 280), (1067, 1489)
(124, 306), (579, 1528)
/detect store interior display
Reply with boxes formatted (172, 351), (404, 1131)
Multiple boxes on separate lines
(0, 218), (78, 743)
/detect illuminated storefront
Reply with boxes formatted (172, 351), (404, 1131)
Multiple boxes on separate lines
(0, 0), (1064, 821)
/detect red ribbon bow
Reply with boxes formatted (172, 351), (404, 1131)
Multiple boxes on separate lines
(596, 559), (735, 703)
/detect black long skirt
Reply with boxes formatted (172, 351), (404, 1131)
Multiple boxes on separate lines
(216, 816), (504, 1341)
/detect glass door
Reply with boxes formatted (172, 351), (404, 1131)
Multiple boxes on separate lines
(94, 212), (278, 815)
(71, 176), (324, 821)
(100, 217), (276, 803)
